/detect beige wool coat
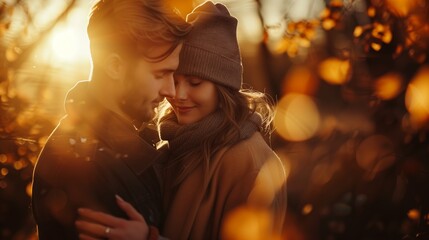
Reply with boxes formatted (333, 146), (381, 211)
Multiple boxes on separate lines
(162, 132), (287, 240)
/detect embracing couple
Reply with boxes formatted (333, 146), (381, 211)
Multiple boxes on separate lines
(31, 0), (287, 239)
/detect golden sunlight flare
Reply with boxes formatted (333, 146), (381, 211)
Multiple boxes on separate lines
(356, 135), (396, 178)
(221, 206), (279, 240)
(405, 65), (429, 126)
(318, 58), (350, 85)
(274, 94), (320, 142)
(374, 73), (403, 100)
(282, 65), (319, 95)
(48, 24), (90, 63)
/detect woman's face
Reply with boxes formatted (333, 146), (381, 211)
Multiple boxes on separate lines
(167, 74), (219, 125)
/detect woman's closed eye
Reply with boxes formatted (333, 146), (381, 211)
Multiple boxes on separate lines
(189, 81), (201, 86)
(188, 77), (202, 86)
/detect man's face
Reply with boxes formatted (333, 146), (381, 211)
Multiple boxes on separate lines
(118, 44), (181, 123)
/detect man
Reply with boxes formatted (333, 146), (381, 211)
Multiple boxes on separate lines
(31, 0), (190, 239)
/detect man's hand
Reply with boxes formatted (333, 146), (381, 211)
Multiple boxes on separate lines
(75, 195), (149, 240)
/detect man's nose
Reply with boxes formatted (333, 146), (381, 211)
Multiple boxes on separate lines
(160, 75), (176, 98)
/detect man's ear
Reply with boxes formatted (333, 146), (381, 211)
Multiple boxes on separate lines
(104, 53), (127, 80)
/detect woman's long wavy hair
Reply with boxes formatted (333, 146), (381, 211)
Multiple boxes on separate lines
(157, 84), (275, 185)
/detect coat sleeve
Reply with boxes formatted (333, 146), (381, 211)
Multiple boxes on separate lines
(247, 150), (287, 234)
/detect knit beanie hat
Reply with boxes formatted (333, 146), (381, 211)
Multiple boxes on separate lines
(176, 1), (242, 90)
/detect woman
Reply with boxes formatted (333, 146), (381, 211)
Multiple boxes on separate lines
(75, 2), (287, 240)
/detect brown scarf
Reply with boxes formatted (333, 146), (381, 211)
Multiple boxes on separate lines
(159, 111), (262, 160)
(159, 111), (262, 211)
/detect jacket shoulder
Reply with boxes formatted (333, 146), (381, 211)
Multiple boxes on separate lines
(217, 132), (287, 201)
(41, 118), (101, 161)
(221, 132), (278, 168)
(33, 121), (103, 182)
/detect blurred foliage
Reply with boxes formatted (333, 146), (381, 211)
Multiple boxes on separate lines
(262, 0), (429, 239)
(1, 0), (76, 239)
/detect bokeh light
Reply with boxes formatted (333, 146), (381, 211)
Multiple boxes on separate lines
(1, 168), (8, 176)
(408, 209), (421, 222)
(386, 0), (418, 17)
(0, 154), (7, 163)
(371, 22), (392, 45)
(302, 204), (313, 215)
(26, 182), (32, 197)
(374, 72), (403, 100)
(318, 58), (350, 85)
(274, 94), (320, 142)
(355, 135), (396, 178)
(405, 65), (429, 127)
(282, 65), (319, 95)
(221, 206), (276, 240)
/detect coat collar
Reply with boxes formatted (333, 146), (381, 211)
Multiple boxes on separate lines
(64, 81), (162, 175)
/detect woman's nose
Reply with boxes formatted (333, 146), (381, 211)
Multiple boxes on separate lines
(175, 84), (187, 100)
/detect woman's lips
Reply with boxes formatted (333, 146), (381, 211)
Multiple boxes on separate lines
(176, 106), (193, 113)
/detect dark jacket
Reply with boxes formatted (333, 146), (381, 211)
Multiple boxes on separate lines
(32, 81), (163, 239)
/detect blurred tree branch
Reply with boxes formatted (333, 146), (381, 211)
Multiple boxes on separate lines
(0, 1), (77, 238)
(1, 0), (77, 70)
